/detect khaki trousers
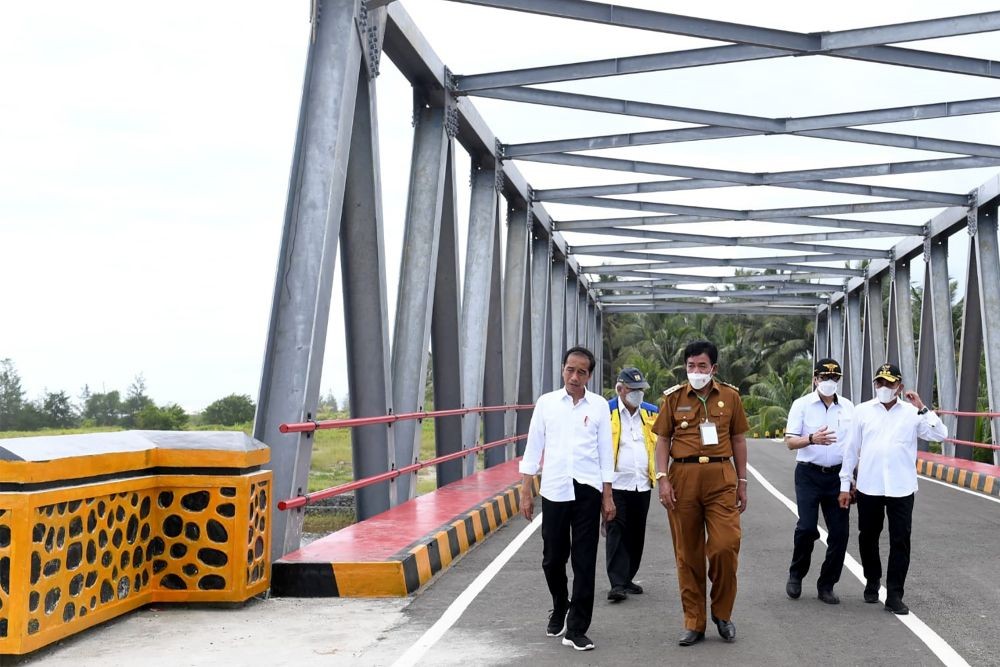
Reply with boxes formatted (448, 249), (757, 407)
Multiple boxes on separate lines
(666, 461), (741, 632)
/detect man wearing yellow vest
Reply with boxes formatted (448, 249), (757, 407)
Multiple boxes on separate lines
(605, 367), (659, 602)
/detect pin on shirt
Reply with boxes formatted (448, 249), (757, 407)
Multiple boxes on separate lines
(584, 415), (589, 426)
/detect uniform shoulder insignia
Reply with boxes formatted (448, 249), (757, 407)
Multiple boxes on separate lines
(663, 384), (682, 396)
(719, 380), (740, 391)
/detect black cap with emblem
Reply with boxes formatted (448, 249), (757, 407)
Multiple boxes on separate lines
(617, 367), (650, 389)
(813, 358), (843, 377)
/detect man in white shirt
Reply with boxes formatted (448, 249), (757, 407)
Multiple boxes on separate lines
(783, 358), (853, 605)
(838, 363), (947, 615)
(605, 367), (658, 603)
(520, 346), (616, 652)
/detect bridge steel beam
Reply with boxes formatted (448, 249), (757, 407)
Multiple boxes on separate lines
(482, 211), (507, 468)
(531, 235), (553, 395)
(339, 46), (396, 524)
(973, 198), (1000, 465)
(843, 289), (863, 403)
(254, 0), (371, 560)
(955, 234), (982, 462)
(431, 144), (465, 486)
(565, 272), (579, 347)
(916, 264), (937, 453)
(461, 163), (500, 475)
(829, 303), (845, 374)
(814, 307), (829, 361)
(390, 101), (449, 501)
(891, 259), (918, 389)
(927, 235), (959, 455)
(503, 205), (531, 458)
(550, 257), (567, 390)
(862, 275), (886, 403)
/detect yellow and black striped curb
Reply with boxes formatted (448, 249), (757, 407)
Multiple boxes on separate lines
(272, 477), (537, 597)
(917, 458), (1000, 497)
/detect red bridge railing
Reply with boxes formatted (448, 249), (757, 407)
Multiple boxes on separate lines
(277, 404), (534, 511)
(934, 409), (1000, 452)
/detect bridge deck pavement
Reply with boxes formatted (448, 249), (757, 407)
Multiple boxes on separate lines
(10, 439), (1000, 666)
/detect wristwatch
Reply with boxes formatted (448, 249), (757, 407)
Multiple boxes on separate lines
(917, 406), (929, 415)
(655, 471), (667, 480)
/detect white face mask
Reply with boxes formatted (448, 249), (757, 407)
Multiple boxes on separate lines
(625, 390), (644, 408)
(687, 373), (712, 390)
(875, 386), (897, 404)
(817, 380), (839, 397)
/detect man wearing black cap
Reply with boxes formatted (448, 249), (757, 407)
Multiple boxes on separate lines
(839, 363), (947, 615)
(605, 367), (659, 602)
(783, 358), (854, 605)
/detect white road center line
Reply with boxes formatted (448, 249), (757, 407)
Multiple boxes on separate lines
(391, 513), (543, 667)
(748, 463), (970, 667)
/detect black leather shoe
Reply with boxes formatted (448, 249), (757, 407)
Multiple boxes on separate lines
(864, 580), (880, 604)
(624, 581), (644, 594)
(607, 586), (626, 602)
(818, 589), (840, 605)
(712, 615), (736, 642)
(678, 630), (705, 646)
(885, 597), (909, 615)
(786, 576), (802, 599)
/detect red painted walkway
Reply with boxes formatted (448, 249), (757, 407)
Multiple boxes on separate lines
(282, 459), (522, 563)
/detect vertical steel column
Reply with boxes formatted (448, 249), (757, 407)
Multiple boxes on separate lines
(892, 260), (918, 386)
(973, 200), (1000, 465)
(916, 264), (937, 453)
(578, 288), (589, 352)
(565, 273), (579, 347)
(431, 144), (464, 486)
(460, 162), (499, 476)
(829, 302), (844, 371)
(814, 307), (829, 361)
(340, 51), (395, 522)
(254, 0), (366, 559)
(503, 205), (530, 455)
(483, 219), (507, 468)
(550, 258), (567, 389)
(531, 235), (552, 396)
(862, 275), (886, 403)
(955, 234), (982, 461)
(844, 289), (863, 403)
(516, 285), (534, 454)
(596, 309), (604, 391)
(585, 299), (596, 390)
(928, 236), (959, 453)
(390, 101), (449, 502)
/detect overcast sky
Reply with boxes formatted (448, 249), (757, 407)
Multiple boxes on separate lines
(2, 1), (998, 412)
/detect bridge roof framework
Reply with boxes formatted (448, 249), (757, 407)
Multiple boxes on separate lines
(255, 0), (1000, 558)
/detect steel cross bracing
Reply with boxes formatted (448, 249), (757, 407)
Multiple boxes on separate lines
(255, 0), (1000, 558)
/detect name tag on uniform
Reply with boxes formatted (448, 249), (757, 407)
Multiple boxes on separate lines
(700, 422), (719, 446)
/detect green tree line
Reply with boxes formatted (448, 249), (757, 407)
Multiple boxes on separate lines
(0, 358), (256, 433)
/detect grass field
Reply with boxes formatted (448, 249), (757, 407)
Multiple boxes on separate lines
(0, 418), (465, 534)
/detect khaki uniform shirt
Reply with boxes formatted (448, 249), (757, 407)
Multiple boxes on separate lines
(651, 380), (749, 459)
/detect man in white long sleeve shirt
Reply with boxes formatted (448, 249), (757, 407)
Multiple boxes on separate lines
(838, 363), (948, 615)
(520, 346), (616, 652)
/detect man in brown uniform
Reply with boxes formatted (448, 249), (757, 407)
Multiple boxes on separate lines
(652, 340), (749, 647)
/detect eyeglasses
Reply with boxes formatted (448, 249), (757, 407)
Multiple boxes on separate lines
(816, 373), (841, 381)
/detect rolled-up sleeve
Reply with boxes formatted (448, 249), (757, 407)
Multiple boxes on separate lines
(785, 396), (805, 436)
(519, 396), (546, 475)
(917, 410), (948, 442)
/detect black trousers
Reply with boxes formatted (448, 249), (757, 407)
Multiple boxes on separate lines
(605, 488), (651, 588)
(857, 491), (914, 600)
(789, 463), (850, 591)
(541, 480), (602, 635)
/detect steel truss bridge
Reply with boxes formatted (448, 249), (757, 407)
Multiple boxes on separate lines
(252, 0), (1000, 559)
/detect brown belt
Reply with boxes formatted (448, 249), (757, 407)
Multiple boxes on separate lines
(672, 456), (730, 464)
